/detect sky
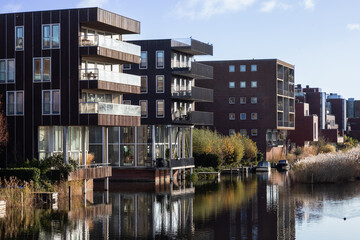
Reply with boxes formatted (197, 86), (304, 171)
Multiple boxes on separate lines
(1, 0), (360, 99)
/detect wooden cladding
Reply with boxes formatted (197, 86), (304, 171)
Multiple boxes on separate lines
(80, 80), (140, 94)
(97, 8), (140, 34)
(68, 166), (112, 181)
(98, 47), (140, 64)
(97, 114), (140, 126)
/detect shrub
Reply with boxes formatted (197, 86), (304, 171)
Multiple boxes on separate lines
(242, 137), (258, 160)
(0, 168), (40, 183)
(293, 147), (303, 158)
(318, 144), (335, 154)
(194, 153), (222, 170)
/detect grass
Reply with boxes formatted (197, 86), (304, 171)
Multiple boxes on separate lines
(291, 147), (360, 183)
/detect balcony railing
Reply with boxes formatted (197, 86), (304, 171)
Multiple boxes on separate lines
(172, 86), (213, 102)
(79, 102), (140, 116)
(278, 104), (284, 111)
(80, 68), (140, 86)
(79, 35), (140, 56)
(172, 62), (213, 79)
(278, 121), (295, 128)
(289, 105), (295, 112)
(171, 38), (213, 56)
(172, 111), (213, 125)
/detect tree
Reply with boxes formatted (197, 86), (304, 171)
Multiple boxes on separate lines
(0, 96), (8, 150)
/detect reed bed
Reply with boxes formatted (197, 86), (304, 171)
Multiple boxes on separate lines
(291, 147), (360, 183)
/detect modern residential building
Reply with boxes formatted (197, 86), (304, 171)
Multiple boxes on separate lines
(0, 8), (142, 169)
(301, 85), (327, 130)
(122, 38), (214, 180)
(196, 59), (295, 160)
(326, 93), (347, 131)
(287, 103), (318, 147)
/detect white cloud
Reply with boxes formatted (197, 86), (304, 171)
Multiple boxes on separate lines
(175, 0), (257, 19)
(77, 0), (108, 8)
(303, 0), (315, 10)
(260, 0), (291, 12)
(1, 3), (22, 13)
(347, 24), (360, 31)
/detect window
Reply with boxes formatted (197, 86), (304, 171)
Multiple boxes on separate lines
(15, 26), (24, 51)
(251, 113), (258, 120)
(229, 65), (235, 72)
(240, 65), (246, 72)
(251, 97), (258, 104)
(42, 90), (60, 115)
(33, 58), (51, 82)
(156, 75), (165, 93)
(123, 64), (131, 70)
(251, 129), (258, 136)
(240, 97), (246, 104)
(0, 59), (15, 83)
(251, 81), (257, 88)
(229, 82), (235, 88)
(229, 129), (236, 135)
(251, 64), (257, 72)
(156, 100), (165, 118)
(6, 91), (24, 115)
(240, 113), (246, 120)
(42, 24), (60, 49)
(240, 129), (247, 136)
(140, 51), (148, 69)
(229, 113), (235, 120)
(229, 97), (235, 104)
(156, 50), (165, 69)
(140, 76), (147, 93)
(123, 100), (131, 105)
(240, 81), (246, 88)
(139, 100), (148, 118)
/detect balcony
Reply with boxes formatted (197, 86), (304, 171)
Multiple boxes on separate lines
(172, 62), (213, 79)
(79, 35), (140, 64)
(277, 88), (294, 98)
(79, 68), (140, 94)
(171, 38), (213, 56)
(172, 86), (213, 102)
(289, 105), (295, 112)
(277, 121), (295, 128)
(79, 102), (140, 126)
(170, 158), (195, 168)
(172, 111), (213, 126)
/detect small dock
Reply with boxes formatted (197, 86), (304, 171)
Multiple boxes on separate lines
(32, 192), (58, 209)
(221, 167), (250, 176)
(197, 172), (221, 181)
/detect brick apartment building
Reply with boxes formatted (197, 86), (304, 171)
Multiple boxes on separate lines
(196, 59), (295, 160)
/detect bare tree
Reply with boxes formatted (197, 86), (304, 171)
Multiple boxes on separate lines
(0, 96), (8, 149)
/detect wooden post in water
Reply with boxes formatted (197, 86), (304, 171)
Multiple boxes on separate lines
(68, 186), (72, 211)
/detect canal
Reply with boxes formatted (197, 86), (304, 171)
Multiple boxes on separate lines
(1, 170), (360, 239)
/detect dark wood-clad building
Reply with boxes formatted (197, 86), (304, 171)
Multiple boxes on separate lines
(0, 8), (142, 167)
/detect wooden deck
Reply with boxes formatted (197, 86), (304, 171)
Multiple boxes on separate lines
(68, 166), (112, 181)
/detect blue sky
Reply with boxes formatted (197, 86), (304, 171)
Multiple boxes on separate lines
(2, 0), (360, 99)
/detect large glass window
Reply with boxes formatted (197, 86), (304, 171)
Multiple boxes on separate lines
(140, 76), (147, 93)
(0, 59), (15, 83)
(137, 126), (152, 167)
(89, 127), (103, 164)
(38, 126), (50, 160)
(229, 82), (235, 88)
(6, 91), (23, 115)
(156, 50), (164, 69)
(15, 26), (24, 50)
(240, 65), (246, 72)
(229, 65), (235, 72)
(33, 57), (51, 82)
(42, 90), (60, 115)
(139, 100), (148, 118)
(240, 113), (246, 120)
(140, 51), (147, 69)
(42, 24), (60, 49)
(240, 81), (246, 88)
(156, 100), (165, 118)
(156, 75), (164, 93)
(251, 64), (257, 72)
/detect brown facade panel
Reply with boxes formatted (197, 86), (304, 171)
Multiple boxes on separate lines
(97, 114), (140, 126)
(80, 80), (140, 94)
(81, 46), (140, 64)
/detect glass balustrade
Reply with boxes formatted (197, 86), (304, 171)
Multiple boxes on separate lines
(79, 102), (140, 116)
(80, 68), (140, 86)
(79, 35), (140, 56)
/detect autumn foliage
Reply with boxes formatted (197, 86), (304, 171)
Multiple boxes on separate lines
(0, 96), (8, 149)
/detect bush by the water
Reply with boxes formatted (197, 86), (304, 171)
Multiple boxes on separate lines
(0, 168), (40, 183)
(291, 147), (360, 183)
(194, 153), (222, 170)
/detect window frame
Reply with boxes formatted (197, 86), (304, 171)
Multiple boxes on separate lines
(156, 50), (165, 69)
(0, 59), (15, 84)
(229, 129), (236, 136)
(6, 91), (24, 116)
(15, 26), (24, 51)
(156, 75), (165, 93)
(251, 64), (257, 72)
(42, 23), (60, 49)
(240, 65), (246, 72)
(229, 113), (235, 120)
(251, 97), (258, 104)
(123, 100), (131, 105)
(42, 90), (61, 115)
(240, 81), (246, 88)
(229, 97), (235, 104)
(251, 113), (258, 120)
(251, 81), (257, 88)
(140, 76), (148, 94)
(229, 65), (235, 72)
(33, 57), (51, 83)
(229, 81), (235, 88)
(240, 97), (246, 104)
(251, 129), (258, 136)
(240, 113), (246, 120)
(156, 99), (165, 118)
(240, 129), (247, 136)
(139, 51), (148, 69)
(139, 100), (148, 118)
(123, 64), (131, 70)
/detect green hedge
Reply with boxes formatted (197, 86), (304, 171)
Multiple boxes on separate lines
(194, 153), (222, 170)
(0, 168), (41, 183)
